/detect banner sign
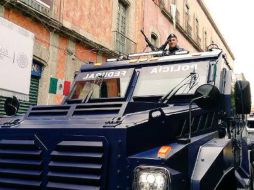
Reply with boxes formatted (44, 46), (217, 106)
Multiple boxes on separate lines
(0, 17), (34, 101)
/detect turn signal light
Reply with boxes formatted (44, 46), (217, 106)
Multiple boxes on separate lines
(157, 146), (172, 158)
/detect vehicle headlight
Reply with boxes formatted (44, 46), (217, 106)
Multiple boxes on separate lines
(133, 166), (171, 190)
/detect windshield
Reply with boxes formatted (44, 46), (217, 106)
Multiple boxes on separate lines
(69, 69), (133, 100)
(133, 61), (209, 97)
(248, 120), (254, 128)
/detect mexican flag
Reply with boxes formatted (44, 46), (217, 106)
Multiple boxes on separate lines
(49, 77), (71, 95)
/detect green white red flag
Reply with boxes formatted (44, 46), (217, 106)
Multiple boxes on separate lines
(49, 77), (71, 96)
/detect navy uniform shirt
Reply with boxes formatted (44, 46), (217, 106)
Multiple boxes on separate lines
(164, 45), (186, 55)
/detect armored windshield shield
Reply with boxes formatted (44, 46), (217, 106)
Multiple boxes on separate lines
(133, 61), (210, 97)
(69, 69), (133, 100)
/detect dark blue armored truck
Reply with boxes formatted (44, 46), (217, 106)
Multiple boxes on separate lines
(0, 49), (252, 190)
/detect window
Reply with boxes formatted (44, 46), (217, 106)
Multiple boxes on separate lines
(116, 1), (128, 54)
(185, 4), (191, 36)
(204, 31), (208, 50)
(18, 0), (52, 15)
(69, 69), (133, 100)
(133, 62), (210, 97)
(170, 0), (179, 23)
(117, 2), (127, 35)
(195, 18), (199, 37)
(248, 120), (254, 128)
(185, 4), (190, 27)
(151, 33), (158, 47)
(195, 18), (201, 46)
(160, 0), (165, 7)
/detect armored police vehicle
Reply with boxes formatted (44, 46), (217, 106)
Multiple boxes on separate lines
(0, 48), (252, 190)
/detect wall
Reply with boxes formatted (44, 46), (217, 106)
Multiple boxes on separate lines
(190, 0), (234, 64)
(1, 3), (109, 106)
(0, 0), (235, 107)
(137, 0), (197, 53)
(55, 0), (138, 55)
(137, 0), (234, 66)
(60, 0), (113, 50)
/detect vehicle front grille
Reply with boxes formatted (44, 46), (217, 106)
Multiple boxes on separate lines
(72, 103), (122, 116)
(47, 140), (106, 190)
(27, 106), (71, 118)
(0, 139), (43, 189)
(26, 103), (123, 119)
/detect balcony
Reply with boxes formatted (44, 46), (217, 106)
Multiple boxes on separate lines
(113, 31), (136, 56)
(17, 0), (51, 15)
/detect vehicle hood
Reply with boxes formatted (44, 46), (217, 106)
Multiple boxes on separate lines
(2, 102), (194, 129)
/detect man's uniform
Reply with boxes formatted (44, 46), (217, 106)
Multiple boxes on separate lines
(160, 33), (187, 55)
(164, 45), (186, 55)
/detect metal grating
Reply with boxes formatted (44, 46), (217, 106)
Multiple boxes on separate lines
(47, 140), (105, 190)
(27, 105), (71, 117)
(0, 139), (43, 189)
(27, 102), (123, 118)
(72, 103), (122, 116)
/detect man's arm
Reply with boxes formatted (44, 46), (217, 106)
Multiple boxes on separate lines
(158, 34), (173, 51)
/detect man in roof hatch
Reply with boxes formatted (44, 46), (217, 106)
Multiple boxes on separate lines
(164, 33), (186, 55)
(141, 30), (186, 55)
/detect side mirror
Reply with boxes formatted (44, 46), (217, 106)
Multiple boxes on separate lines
(235, 80), (251, 114)
(186, 84), (221, 143)
(194, 84), (221, 109)
(4, 96), (19, 116)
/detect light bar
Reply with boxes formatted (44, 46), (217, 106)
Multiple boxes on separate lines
(174, 50), (189, 55)
(106, 58), (118, 62)
(128, 51), (163, 58)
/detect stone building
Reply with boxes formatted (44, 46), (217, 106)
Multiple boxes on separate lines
(0, 0), (124, 114)
(0, 0), (234, 115)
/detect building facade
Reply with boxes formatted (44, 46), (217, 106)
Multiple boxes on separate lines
(0, 0), (234, 115)
(135, 0), (234, 63)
